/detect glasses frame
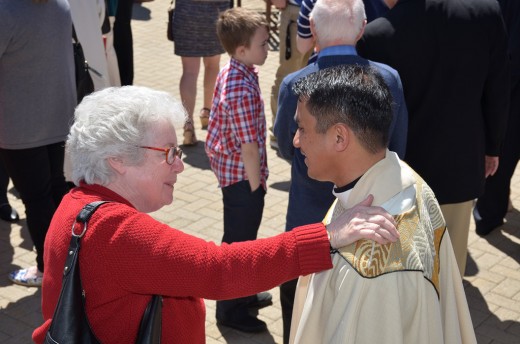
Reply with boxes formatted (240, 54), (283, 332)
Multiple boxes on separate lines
(138, 146), (183, 165)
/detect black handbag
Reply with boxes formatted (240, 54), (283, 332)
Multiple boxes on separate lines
(72, 25), (95, 103)
(44, 201), (163, 344)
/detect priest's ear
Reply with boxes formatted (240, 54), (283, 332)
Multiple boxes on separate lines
(331, 123), (350, 151)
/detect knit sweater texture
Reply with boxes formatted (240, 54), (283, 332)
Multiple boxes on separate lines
(33, 183), (332, 343)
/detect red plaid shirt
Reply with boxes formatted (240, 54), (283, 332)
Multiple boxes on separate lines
(205, 58), (268, 189)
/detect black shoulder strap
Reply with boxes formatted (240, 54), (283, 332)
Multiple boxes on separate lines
(66, 201), (110, 275)
(72, 24), (79, 43)
(76, 201), (109, 224)
(71, 201), (110, 239)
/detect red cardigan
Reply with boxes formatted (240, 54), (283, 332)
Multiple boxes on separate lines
(33, 184), (332, 343)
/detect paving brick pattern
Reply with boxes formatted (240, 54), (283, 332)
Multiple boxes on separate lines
(0, 1), (519, 343)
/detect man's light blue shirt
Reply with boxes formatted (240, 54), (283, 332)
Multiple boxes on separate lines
(318, 45), (358, 57)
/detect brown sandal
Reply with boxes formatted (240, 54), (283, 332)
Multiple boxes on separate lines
(183, 119), (197, 146)
(199, 108), (210, 130)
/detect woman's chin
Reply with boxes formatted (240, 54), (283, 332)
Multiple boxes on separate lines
(163, 193), (174, 206)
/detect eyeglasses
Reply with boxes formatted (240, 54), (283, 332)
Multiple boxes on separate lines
(138, 146), (183, 164)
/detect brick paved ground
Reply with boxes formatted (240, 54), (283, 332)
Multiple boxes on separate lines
(0, 1), (519, 343)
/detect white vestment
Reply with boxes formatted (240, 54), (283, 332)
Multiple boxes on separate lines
(290, 151), (476, 344)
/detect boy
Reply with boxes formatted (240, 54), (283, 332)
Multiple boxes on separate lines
(204, 8), (271, 333)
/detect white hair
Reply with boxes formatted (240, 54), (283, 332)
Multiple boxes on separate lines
(311, 0), (366, 47)
(67, 86), (186, 185)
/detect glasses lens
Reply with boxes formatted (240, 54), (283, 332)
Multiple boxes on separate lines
(167, 147), (182, 164)
(167, 147), (175, 164)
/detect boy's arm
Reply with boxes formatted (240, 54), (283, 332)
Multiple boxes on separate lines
(242, 142), (261, 192)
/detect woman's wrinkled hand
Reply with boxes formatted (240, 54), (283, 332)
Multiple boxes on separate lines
(327, 194), (399, 249)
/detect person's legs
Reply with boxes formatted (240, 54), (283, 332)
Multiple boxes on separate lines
(280, 277), (298, 344)
(0, 143), (68, 285)
(113, 0), (134, 86)
(47, 142), (69, 206)
(474, 79), (520, 235)
(200, 55), (221, 129)
(180, 56), (201, 145)
(0, 161), (9, 205)
(216, 181), (267, 332)
(440, 200), (473, 278)
(474, 160), (518, 235)
(180, 56), (201, 118)
(0, 161), (19, 222)
(221, 181), (265, 243)
(105, 16), (121, 86)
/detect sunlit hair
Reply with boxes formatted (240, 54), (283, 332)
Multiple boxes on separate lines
(311, 0), (366, 46)
(217, 7), (268, 55)
(67, 86), (186, 185)
(293, 65), (392, 154)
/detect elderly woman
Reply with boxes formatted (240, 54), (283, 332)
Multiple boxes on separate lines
(32, 86), (399, 344)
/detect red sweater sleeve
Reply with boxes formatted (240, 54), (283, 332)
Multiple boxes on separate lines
(94, 206), (333, 300)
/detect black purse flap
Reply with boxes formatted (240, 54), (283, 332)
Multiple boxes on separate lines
(136, 295), (163, 344)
